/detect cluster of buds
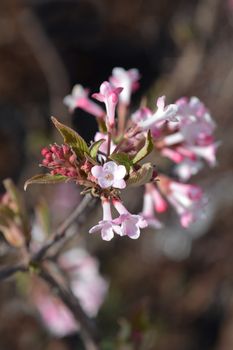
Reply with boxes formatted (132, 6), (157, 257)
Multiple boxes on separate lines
(41, 144), (78, 177)
(25, 67), (219, 240)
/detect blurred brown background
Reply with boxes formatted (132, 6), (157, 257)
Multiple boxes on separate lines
(0, 0), (233, 349)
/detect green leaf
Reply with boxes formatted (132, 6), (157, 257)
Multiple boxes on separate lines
(126, 163), (153, 187)
(89, 139), (105, 159)
(51, 117), (89, 158)
(109, 152), (133, 172)
(132, 130), (154, 164)
(24, 174), (67, 191)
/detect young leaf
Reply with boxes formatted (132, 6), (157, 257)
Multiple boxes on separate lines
(126, 163), (153, 187)
(51, 117), (89, 157)
(89, 139), (105, 159)
(132, 130), (154, 164)
(109, 152), (133, 172)
(24, 174), (67, 191)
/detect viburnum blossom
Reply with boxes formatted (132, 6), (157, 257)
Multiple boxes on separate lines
(141, 192), (163, 229)
(91, 161), (126, 189)
(137, 96), (178, 131)
(94, 132), (116, 156)
(63, 84), (104, 118)
(89, 199), (121, 241)
(157, 176), (207, 227)
(113, 200), (148, 239)
(92, 81), (123, 130)
(26, 66), (219, 240)
(109, 67), (140, 105)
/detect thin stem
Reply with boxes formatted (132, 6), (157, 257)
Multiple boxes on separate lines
(0, 264), (28, 281)
(32, 194), (96, 262)
(39, 266), (100, 350)
(118, 103), (127, 136)
(107, 131), (112, 157)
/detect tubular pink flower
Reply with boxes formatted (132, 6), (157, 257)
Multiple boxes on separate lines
(186, 142), (220, 167)
(132, 107), (161, 137)
(64, 84), (104, 118)
(141, 192), (163, 229)
(174, 159), (203, 181)
(91, 161), (126, 189)
(161, 147), (184, 163)
(150, 184), (168, 213)
(94, 132), (116, 156)
(110, 67), (140, 105)
(159, 178), (207, 227)
(138, 96), (178, 130)
(92, 81), (123, 129)
(89, 199), (121, 241)
(113, 200), (147, 239)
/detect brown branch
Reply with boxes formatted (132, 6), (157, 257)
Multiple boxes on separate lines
(0, 264), (28, 281)
(32, 194), (97, 262)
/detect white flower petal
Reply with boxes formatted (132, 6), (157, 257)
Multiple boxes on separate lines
(115, 165), (127, 180)
(113, 179), (126, 189)
(91, 165), (103, 178)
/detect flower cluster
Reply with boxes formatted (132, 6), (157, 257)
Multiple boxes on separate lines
(25, 67), (218, 240)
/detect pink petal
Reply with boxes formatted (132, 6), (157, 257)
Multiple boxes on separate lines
(98, 176), (113, 189)
(92, 93), (105, 102)
(91, 165), (103, 178)
(115, 165), (127, 179)
(101, 227), (114, 241)
(113, 179), (126, 189)
(103, 161), (117, 173)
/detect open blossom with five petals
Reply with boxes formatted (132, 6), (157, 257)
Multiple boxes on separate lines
(109, 67), (140, 105)
(89, 199), (121, 241)
(91, 161), (126, 189)
(92, 81), (123, 129)
(113, 200), (148, 239)
(137, 96), (178, 131)
(63, 84), (104, 118)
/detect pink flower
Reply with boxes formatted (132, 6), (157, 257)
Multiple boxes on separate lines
(147, 183), (168, 213)
(91, 161), (126, 189)
(113, 200), (147, 239)
(174, 159), (203, 181)
(138, 96), (178, 131)
(34, 291), (77, 337)
(64, 84), (104, 118)
(32, 248), (108, 337)
(141, 192), (163, 229)
(89, 199), (121, 241)
(59, 248), (108, 317)
(109, 67), (140, 105)
(92, 81), (123, 129)
(159, 177), (206, 228)
(94, 132), (116, 156)
(186, 142), (220, 167)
